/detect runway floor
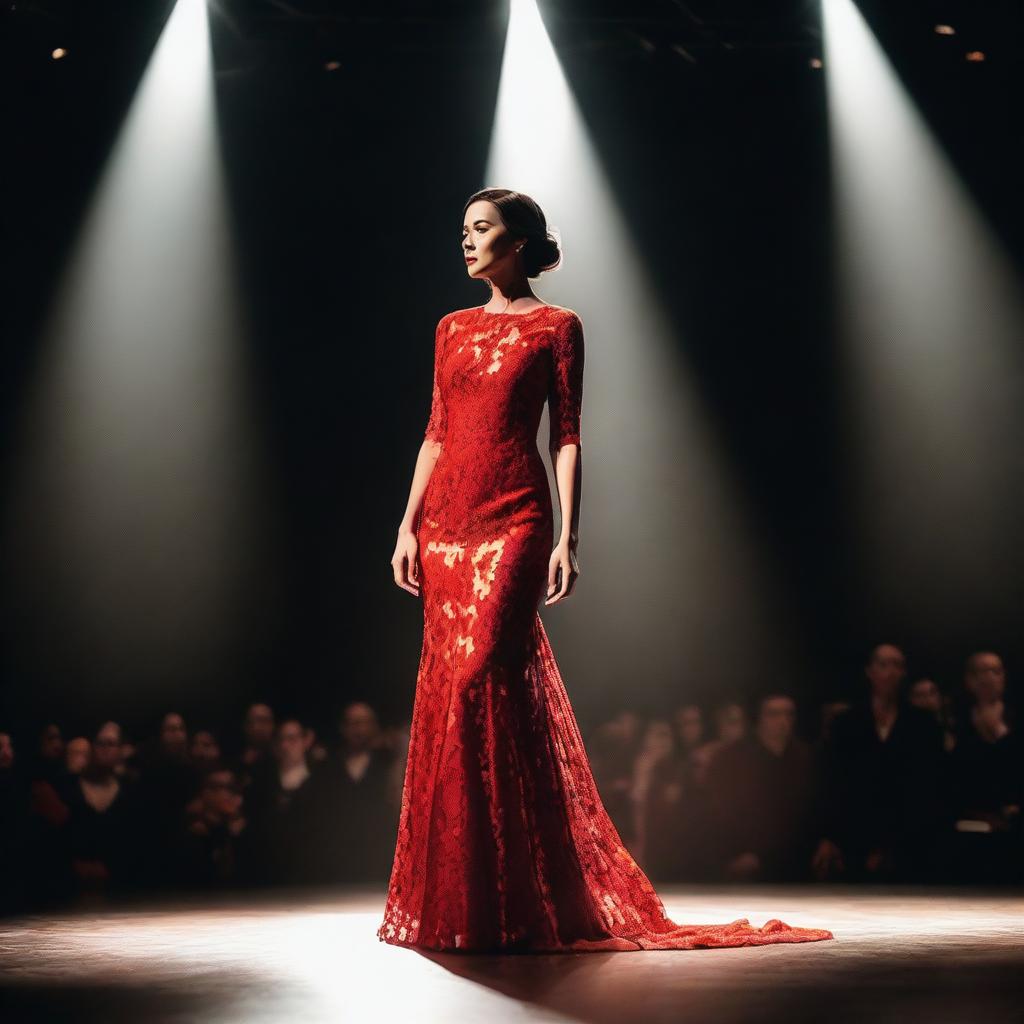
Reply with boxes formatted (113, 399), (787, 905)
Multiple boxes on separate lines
(1, 885), (1022, 1023)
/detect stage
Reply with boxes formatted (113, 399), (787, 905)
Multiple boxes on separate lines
(2, 886), (1022, 1023)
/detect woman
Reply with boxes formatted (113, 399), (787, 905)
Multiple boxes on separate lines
(378, 188), (833, 951)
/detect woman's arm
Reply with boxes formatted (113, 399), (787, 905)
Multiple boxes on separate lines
(391, 439), (441, 596)
(391, 316), (448, 597)
(545, 312), (585, 606)
(545, 444), (581, 605)
(551, 444), (581, 548)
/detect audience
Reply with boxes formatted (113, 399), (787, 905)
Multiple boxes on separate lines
(189, 728), (223, 767)
(1, 641), (1020, 912)
(704, 693), (820, 882)
(237, 703), (276, 786)
(629, 718), (707, 880)
(0, 730), (31, 910)
(813, 644), (948, 882)
(589, 709), (644, 848)
(908, 678), (957, 752)
(176, 766), (253, 888)
(945, 651), (1022, 882)
(248, 718), (323, 884)
(63, 721), (142, 901)
(313, 703), (399, 883)
(65, 737), (91, 776)
(691, 700), (748, 786)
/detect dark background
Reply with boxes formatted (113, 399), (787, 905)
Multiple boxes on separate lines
(2, 0), (1021, 739)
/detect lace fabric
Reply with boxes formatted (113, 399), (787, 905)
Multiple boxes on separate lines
(378, 305), (833, 951)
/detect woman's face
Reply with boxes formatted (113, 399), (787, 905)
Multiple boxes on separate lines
(462, 200), (520, 281)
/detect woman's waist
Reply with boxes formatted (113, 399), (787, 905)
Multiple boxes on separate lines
(435, 440), (546, 480)
(423, 459), (551, 528)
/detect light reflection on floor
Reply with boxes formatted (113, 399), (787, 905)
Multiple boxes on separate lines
(1, 886), (1022, 1023)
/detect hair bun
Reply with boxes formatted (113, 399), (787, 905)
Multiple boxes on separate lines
(462, 189), (564, 278)
(524, 231), (561, 278)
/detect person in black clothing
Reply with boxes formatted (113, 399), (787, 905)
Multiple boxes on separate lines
(0, 730), (34, 913)
(313, 702), (397, 883)
(704, 693), (821, 882)
(812, 643), (947, 882)
(908, 677), (956, 752)
(247, 717), (323, 884)
(175, 765), (255, 888)
(588, 709), (645, 849)
(236, 703), (277, 791)
(946, 651), (1022, 882)
(31, 722), (66, 785)
(64, 721), (142, 899)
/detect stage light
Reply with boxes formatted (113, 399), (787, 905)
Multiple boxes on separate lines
(965, 50), (986, 62)
(934, 25), (956, 36)
(484, 0), (790, 698)
(823, 0), (1024, 629)
(3, 0), (271, 697)
(51, 47), (67, 60)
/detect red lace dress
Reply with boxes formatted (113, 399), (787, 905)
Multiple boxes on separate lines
(377, 304), (833, 952)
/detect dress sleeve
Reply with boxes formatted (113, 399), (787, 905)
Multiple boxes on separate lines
(548, 311), (584, 451)
(424, 314), (448, 445)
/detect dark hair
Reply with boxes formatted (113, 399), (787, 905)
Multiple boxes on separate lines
(864, 641), (905, 667)
(754, 690), (797, 714)
(462, 187), (562, 278)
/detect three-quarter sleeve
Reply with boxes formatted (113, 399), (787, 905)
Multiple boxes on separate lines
(548, 311), (584, 451)
(424, 314), (449, 445)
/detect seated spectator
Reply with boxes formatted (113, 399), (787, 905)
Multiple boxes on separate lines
(29, 722), (66, 786)
(812, 643), (947, 882)
(909, 677), (956, 752)
(692, 700), (748, 785)
(312, 702), (397, 883)
(136, 712), (196, 883)
(630, 718), (708, 880)
(237, 703), (276, 789)
(671, 704), (704, 756)
(159, 712), (188, 759)
(945, 651), (1022, 882)
(64, 721), (142, 900)
(704, 693), (820, 882)
(65, 736), (91, 775)
(588, 709), (644, 848)
(630, 719), (675, 861)
(0, 730), (33, 912)
(24, 725), (92, 903)
(248, 717), (323, 884)
(190, 728), (222, 768)
(175, 765), (254, 888)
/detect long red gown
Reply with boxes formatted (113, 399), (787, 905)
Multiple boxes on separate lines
(377, 304), (834, 952)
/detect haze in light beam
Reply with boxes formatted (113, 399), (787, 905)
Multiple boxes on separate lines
(485, 0), (793, 696)
(824, 0), (1024, 625)
(2, 0), (271, 696)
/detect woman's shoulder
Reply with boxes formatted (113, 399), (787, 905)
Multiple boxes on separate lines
(546, 304), (581, 323)
(443, 303), (581, 323)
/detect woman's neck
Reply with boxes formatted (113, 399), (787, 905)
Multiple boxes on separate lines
(485, 279), (536, 310)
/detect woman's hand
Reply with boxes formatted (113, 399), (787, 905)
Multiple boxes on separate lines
(391, 529), (421, 597)
(545, 540), (579, 605)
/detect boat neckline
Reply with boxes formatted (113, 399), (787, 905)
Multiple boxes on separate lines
(473, 303), (559, 317)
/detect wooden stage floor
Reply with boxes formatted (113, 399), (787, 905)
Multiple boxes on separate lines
(1, 885), (1022, 1023)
